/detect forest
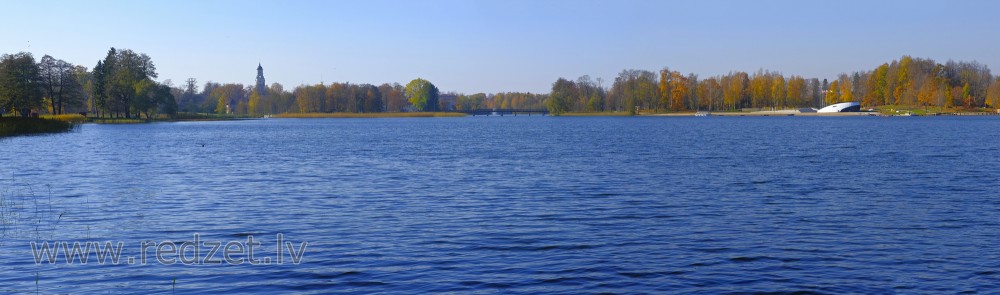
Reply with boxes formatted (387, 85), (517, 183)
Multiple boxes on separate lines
(546, 56), (1000, 114)
(3, 52), (1000, 118)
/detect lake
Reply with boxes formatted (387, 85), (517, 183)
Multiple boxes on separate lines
(1, 116), (999, 293)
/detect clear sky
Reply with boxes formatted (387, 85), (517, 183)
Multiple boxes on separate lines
(2, 0), (997, 94)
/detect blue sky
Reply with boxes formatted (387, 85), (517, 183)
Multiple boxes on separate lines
(2, 0), (997, 93)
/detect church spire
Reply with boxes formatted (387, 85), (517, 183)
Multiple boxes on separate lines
(255, 63), (266, 95)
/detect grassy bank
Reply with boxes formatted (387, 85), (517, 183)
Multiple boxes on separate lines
(40, 114), (88, 123)
(274, 112), (466, 118)
(0, 117), (74, 137)
(874, 105), (998, 116)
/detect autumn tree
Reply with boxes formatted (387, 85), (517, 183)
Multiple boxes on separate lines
(609, 69), (659, 114)
(894, 56), (912, 105)
(211, 83), (248, 114)
(721, 71), (749, 110)
(825, 80), (840, 105)
(771, 74), (787, 109)
(669, 71), (687, 111)
(684, 73), (699, 110)
(658, 68), (671, 111)
(863, 64), (888, 107)
(838, 73), (853, 103)
(359, 84), (383, 112)
(268, 83), (295, 113)
(247, 90), (261, 116)
(786, 76), (806, 108)
(696, 77), (722, 111)
(987, 78), (1000, 108)
(293, 83), (324, 113)
(936, 80), (950, 107)
(962, 82), (973, 108)
(749, 70), (772, 108)
(916, 80), (937, 107)
(404, 78), (439, 112)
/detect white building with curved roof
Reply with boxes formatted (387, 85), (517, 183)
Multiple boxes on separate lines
(817, 102), (861, 113)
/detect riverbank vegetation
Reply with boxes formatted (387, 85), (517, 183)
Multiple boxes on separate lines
(5, 50), (999, 122)
(1, 49), (176, 121)
(871, 105), (998, 116)
(544, 56), (1000, 115)
(0, 117), (73, 137)
(210, 55), (997, 117)
(40, 114), (87, 123)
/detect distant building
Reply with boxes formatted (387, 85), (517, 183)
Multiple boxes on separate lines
(817, 102), (861, 113)
(439, 94), (457, 111)
(255, 63), (267, 96)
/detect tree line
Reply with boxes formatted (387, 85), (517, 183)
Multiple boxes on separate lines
(0, 48), (176, 119)
(175, 77), (450, 115)
(6, 52), (1000, 118)
(545, 55), (1000, 114)
(1, 52), (88, 117)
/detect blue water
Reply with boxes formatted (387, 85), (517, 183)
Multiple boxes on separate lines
(1, 116), (999, 294)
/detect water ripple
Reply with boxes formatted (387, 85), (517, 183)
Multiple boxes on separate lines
(0, 117), (999, 293)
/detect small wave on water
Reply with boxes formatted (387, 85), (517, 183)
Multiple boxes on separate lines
(1, 117), (999, 293)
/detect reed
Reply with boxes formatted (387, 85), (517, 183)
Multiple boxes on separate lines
(40, 114), (88, 123)
(0, 117), (74, 137)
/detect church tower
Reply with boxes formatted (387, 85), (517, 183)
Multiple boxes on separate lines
(255, 63), (267, 95)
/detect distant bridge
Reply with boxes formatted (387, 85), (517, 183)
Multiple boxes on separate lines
(464, 109), (549, 116)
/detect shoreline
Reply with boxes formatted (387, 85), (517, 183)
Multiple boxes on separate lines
(645, 110), (1000, 117)
(274, 112), (466, 118)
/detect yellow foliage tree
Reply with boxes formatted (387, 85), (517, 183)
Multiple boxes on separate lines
(826, 80), (840, 105)
(839, 78), (852, 103)
(771, 75), (786, 109)
(247, 90), (260, 116)
(670, 72), (687, 111)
